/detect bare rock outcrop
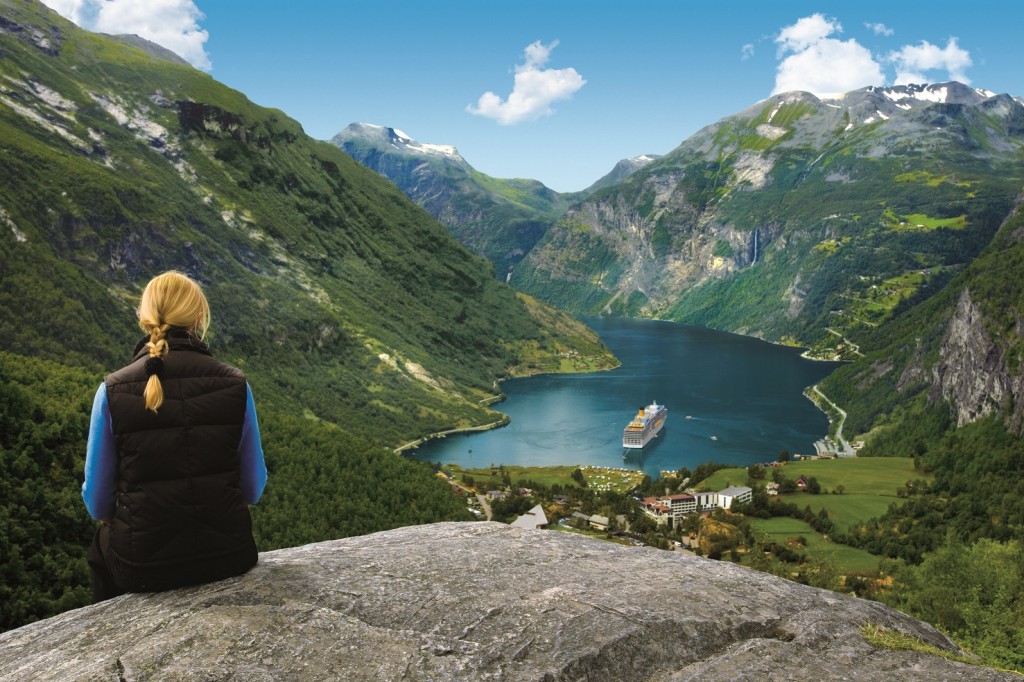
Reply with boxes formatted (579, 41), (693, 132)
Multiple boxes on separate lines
(931, 288), (1022, 432)
(0, 522), (1012, 681)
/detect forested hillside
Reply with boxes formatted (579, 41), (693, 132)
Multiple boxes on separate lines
(0, 0), (615, 630)
(818, 194), (1024, 553)
(811, 196), (1024, 668)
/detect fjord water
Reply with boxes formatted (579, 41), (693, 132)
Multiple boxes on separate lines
(413, 317), (841, 477)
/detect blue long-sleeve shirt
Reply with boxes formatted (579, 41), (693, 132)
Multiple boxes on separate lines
(82, 382), (268, 521)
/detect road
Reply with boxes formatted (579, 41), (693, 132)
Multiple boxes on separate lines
(811, 385), (855, 457)
(476, 494), (493, 521)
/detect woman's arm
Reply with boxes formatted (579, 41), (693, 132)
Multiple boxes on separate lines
(82, 383), (117, 521)
(239, 383), (268, 504)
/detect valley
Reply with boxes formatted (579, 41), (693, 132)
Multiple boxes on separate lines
(2, 0), (1023, 672)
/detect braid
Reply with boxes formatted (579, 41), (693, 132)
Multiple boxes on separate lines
(143, 322), (170, 413)
(136, 271), (211, 413)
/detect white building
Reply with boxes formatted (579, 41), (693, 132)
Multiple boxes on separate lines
(716, 486), (753, 510)
(693, 491), (717, 511)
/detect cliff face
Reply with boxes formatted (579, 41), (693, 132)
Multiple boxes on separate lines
(0, 522), (1012, 681)
(931, 288), (1022, 432)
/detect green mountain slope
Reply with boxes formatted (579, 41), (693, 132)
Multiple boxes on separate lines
(814, 199), (1024, 669)
(332, 123), (588, 280)
(0, 0), (615, 629)
(511, 84), (1024, 359)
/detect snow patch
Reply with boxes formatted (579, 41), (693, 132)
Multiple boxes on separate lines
(418, 142), (460, 157)
(881, 85), (949, 104)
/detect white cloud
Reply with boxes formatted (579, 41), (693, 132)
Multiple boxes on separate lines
(772, 14), (884, 96)
(741, 43), (754, 60)
(776, 13), (840, 54)
(468, 40), (586, 125)
(889, 38), (972, 86)
(865, 22), (894, 37)
(41, 0), (210, 70)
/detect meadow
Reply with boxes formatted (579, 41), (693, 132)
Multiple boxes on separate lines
(748, 517), (882, 574)
(700, 457), (928, 536)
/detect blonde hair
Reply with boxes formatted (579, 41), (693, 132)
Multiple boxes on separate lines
(137, 271), (211, 413)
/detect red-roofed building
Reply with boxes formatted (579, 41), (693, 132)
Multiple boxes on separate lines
(641, 493), (696, 524)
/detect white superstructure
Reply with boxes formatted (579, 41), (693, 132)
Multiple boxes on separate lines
(622, 402), (667, 449)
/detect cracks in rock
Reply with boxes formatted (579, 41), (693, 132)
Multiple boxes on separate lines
(567, 598), (647, 626)
(115, 656), (127, 682)
(459, 606), (503, 641)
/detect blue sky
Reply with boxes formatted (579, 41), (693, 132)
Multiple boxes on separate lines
(42, 0), (1024, 192)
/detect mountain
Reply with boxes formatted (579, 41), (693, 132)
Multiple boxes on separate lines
(585, 153), (660, 193)
(511, 82), (1024, 360)
(332, 123), (587, 280)
(0, 0), (615, 629)
(0, 2), (615, 439)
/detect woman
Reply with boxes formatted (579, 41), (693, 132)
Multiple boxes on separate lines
(82, 271), (267, 601)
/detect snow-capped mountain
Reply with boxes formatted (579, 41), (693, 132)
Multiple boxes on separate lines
(334, 123), (465, 161)
(332, 123), (584, 279)
(512, 81), (1024, 358)
(585, 154), (661, 193)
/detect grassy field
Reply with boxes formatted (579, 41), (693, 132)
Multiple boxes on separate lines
(700, 457), (927, 535)
(445, 464), (644, 494)
(749, 517), (881, 574)
(700, 457), (923, 495)
(797, 495), (901, 535)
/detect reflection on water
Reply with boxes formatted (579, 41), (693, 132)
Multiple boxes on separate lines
(411, 317), (841, 477)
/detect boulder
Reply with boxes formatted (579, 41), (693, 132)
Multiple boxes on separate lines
(0, 522), (1012, 680)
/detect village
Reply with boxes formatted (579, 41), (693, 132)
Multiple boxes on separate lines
(435, 463), (766, 552)
(434, 452), (864, 561)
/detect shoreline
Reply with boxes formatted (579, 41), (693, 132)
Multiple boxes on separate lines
(397, 359), (623, 455)
(394, 414), (511, 454)
(804, 384), (855, 457)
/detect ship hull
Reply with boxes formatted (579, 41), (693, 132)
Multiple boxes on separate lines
(622, 403), (667, 449)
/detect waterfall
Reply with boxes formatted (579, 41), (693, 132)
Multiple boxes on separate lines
(752, 227), (758, 265)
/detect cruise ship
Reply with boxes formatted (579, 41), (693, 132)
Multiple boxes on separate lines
(622, 402), (667, 449)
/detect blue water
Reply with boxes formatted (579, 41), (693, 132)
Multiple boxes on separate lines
(411, 317), (841, 477)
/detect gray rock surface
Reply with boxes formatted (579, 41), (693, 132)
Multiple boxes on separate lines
(932, 288), (1023, 434)
(0, 522), (1012, 681)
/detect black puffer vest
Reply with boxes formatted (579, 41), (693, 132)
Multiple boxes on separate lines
(103, 331), (257, 591)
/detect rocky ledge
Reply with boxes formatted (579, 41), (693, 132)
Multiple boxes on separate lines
(0, 522), (1013, 681)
